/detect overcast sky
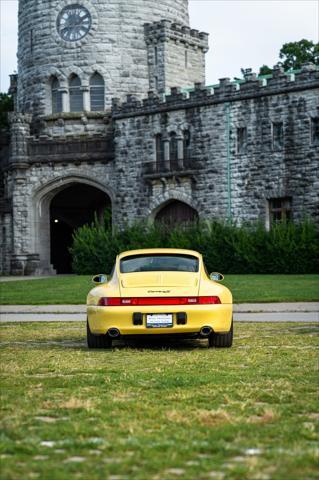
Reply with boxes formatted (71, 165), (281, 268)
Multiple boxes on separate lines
(0, 0), (318, 92)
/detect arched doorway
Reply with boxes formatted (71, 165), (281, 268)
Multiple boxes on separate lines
(155, 200), (198, 225)
(50, 184), (111, 273)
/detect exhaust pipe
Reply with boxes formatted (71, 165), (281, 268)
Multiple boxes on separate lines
(200, 326), (212, 337)
(108, 328), (120, 338)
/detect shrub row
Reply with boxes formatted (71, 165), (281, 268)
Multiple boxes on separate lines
(70, 215), (319, 275)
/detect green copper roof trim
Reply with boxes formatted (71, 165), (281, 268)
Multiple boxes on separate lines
(180, 66), (318, 94)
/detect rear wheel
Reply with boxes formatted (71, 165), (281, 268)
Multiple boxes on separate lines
(87, 319), (112, 349)
(208, 319), (233, 348)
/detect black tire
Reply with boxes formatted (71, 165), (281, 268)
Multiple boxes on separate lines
(208, 319), (233, 348)
(87, 319), (112, 349)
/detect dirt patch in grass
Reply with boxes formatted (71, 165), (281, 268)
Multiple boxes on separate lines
(248, 408), (278, 424)
(196, 409), (231, 427)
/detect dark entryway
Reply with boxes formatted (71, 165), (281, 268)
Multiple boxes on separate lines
(155, 200), (198, 225)
(50, 183), (111, 273)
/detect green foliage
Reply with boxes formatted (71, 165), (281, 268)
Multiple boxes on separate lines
(279, 39), (319, 70)
(259, 64), (273, 75)
(70, 215), (319, 275)
(0, 92), (14, 129)
(257, 39), (319, 75)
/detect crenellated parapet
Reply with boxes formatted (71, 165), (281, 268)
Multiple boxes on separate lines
(112, 64), (319, 118)
(144, 19), (208, 94)
(144, 19), (209, 52)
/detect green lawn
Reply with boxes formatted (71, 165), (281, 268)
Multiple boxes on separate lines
(0, 274), (318, 304)
(0, 322), (318, 480)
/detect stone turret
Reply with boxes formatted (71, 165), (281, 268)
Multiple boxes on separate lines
(144, 20), (209, 93)
(17, 0), (192, 117)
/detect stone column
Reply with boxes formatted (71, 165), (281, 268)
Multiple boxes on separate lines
(60, 88), (69, 113)
(8, 113), (40, 275)
(10, 254), (28, 276)
(82, 85), (90, 111)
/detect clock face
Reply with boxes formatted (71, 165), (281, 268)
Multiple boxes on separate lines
(57, 4), (92, 42)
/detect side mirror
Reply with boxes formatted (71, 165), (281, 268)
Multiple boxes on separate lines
(92, 274), (107, 285)
(209, 272), (224, 282)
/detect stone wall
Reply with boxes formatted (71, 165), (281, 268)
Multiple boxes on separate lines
(1, 65), (318, 275)
(112, 64), (319, 225)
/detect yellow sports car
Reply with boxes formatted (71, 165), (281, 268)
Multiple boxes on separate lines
(87, 248), (233, 348)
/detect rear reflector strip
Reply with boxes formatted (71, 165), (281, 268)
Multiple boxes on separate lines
(98, 296), (221, 306)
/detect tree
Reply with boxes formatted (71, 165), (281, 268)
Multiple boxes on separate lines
(259, 65), (273, 76)
(257, 39), (319, 76)
(279, 39), (319, 70)
(0, 93), (14, 129)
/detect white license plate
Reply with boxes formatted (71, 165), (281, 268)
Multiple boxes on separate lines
(146, 314), (173, 328)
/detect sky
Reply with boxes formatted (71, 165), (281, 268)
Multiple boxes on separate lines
(0, 0), (318, 92)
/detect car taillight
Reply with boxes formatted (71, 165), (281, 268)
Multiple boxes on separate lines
(198, 296), (221, 304)
(98, 297), (121, 306)
(98, 296), (221, 306)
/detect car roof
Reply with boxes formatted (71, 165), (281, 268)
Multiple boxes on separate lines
(118, 248), (202, 260)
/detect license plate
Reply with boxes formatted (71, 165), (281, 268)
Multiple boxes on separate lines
(146, 314), (173, 328)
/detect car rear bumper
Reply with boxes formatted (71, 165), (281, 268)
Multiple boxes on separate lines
(87, 304), (233, 335)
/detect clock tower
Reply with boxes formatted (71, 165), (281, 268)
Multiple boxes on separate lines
(16, 0), (202, 117)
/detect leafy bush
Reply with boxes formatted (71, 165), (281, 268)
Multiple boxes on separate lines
(70, 215), (319, 275)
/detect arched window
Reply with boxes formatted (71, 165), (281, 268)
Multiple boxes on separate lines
(69, 75), (83, 112)
(183, 130), (191, 164)
(170, 132), (177, 169)
(51, 77), (62, 113)
(155, 134), (164, 171)
(89, 73), (105, 111)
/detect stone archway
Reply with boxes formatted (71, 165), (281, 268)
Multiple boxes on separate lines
(32, 176), (113, 274)
(155, 200), (198, 225)
(50, 184), (111, 273)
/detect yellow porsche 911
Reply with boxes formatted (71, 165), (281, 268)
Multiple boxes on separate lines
(87, 248), (233, 348)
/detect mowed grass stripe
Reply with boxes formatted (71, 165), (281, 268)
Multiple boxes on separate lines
(0, 322), (318, 480)
(0, 274), (319, 304)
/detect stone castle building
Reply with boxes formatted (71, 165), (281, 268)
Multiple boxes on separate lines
(0, 0), (318, 275)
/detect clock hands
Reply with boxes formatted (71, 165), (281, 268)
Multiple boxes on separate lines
(57, 5), (91, 42)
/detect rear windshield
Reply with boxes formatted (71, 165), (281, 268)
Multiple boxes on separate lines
(120, 254), (199, 273)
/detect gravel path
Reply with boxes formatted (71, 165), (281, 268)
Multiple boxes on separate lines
(1, 311), (318, 323)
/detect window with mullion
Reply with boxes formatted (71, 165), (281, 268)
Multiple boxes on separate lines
(269, 197), (292, 224)
(90, 86), (104, 111)
(183, 130), (190, 164)
(272, 122), (284, 150)
(155, 134), (164, 172)
(237, 127), (247, 154)
(169, 132), (178, 170)
(51, 78), (62, 114)
(89, 73), (105, 111)
(69, 75), (83, 112)
(311, 118), (319, 145)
